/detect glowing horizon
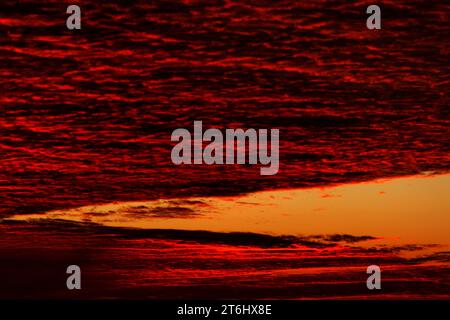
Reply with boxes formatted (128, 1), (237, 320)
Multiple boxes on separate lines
(10, 173), (450, 249)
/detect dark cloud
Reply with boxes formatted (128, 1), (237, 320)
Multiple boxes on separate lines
(1, 219), (449, 299)
(306, 234), (378, 243)
(0, 0), (449, 216)
(121, 204), (200, 219)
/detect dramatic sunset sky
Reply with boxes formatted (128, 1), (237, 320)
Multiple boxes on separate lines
(0, 0), (449, 299)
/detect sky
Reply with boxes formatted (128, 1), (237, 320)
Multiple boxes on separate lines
(0, 0), (449, 299)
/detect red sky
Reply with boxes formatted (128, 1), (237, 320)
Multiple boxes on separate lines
(0, 0), (449, 299)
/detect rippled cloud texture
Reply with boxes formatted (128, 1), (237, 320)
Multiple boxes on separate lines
(0, 0), (449, 299)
